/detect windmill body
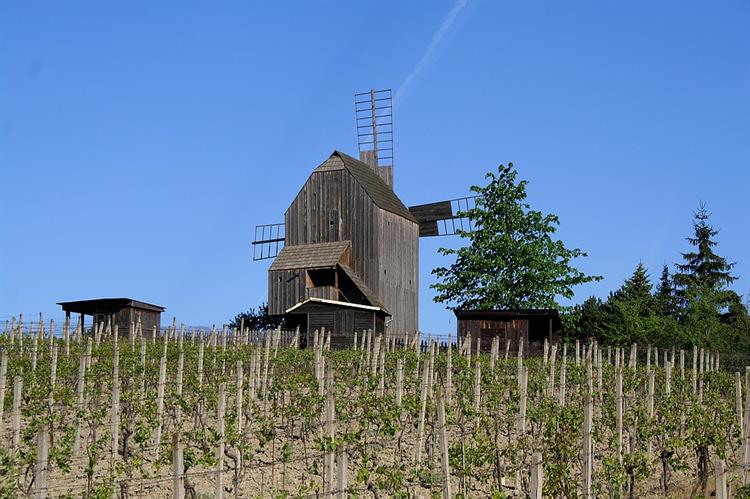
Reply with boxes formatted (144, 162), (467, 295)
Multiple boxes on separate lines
(267, 151), (419, 341)
(254, 89), (476, 345)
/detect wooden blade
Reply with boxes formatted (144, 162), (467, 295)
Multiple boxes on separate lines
(408, 196), (478, 237)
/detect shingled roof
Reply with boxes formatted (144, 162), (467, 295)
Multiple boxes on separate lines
(338, 263), (388, 313)
(269, 241), (350, 271)
(314, 151), (417, 222)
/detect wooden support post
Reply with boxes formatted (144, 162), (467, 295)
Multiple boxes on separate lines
(715, 458), (726, 499)
(438, 388), (452, 499)
(262, 333), (271, 401)
(326, 364), (336, 495)
(446, 339), (453, 407)
(73, 353), (86, 452)
(154, 354), (167, 453)
(139, 338), (146, 406)
(236, 361), (244, 434)
(337, 446), (348, 499)
(616, 367), (623, 463)
(473, 362), (482, 416)
(111, 328), (120, 463)
(34, 424), (49, 499)
(11, 376), (22, 455)
(378, 345), (385, 398)
(415, 361), (429, 464)
(665, 361), (672, 397)
(548, 344), (557, 397)
(559, 344), (567, 406)
(63, 316), (70, 358)
(645, 367), (654, 461)
(0, 350), (7, 439)
(173, 430), (184, 499)
(530, 452), (543, 499)
(198, 340), (205, 388)
(396, 358), (403, 407)
(518, 366), (528, 434)
(737, 371), (744, 439)
(693, 345), (698, 395)
(583, 392), (593, 499)
(216, 383), (226, 499)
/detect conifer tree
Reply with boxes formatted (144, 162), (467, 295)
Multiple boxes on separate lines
(673, 202), (737, 312)
(655, 264), (678, 316)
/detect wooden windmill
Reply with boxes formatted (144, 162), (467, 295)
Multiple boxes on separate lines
(252, 89), (476, 345)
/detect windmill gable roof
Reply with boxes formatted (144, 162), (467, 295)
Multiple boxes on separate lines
(269, 241), (350, 271)
(314, 151), (417, 222)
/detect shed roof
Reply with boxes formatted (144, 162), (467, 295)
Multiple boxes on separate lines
(314, 151), (417, 222)
(269, 240), (350, 271)
(337, 263), (387, 313)
(58, 298), (165, 314)
(285, 297), (389, 316)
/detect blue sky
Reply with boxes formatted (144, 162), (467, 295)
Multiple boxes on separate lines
(1, 1), (748, 334)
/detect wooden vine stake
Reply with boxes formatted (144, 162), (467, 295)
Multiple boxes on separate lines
(325, 364), (336, 495)
(415, 361), (429, 464)
(236, 361), (244, 434)
(559, 344), (567, 407)
(396, 358), (403, 407)
(616, 366), (623, 463)
(173, 431), (184, 499)
(34, 424), (49, 499)
(73, 352), (86, 453)
(336, 445), (348, 499)
(437, 387), (452, 499)
(530, 452), (543, 499)
(216, 382), (226, 499)
(154, 354), (167, 454)
(548, 344), (557, 397)
(446, 339), (453, 407)
(11, 376), (22, 455)
(518, 366), (528, 434)
(0, 350), (7, 439)
(583, 392), (593, 499)
(111, 326), (120, 465)
(715, 458), (727, 499)
(647, 369), (655, 460)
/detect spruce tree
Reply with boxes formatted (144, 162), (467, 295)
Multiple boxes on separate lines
(655, 264), (678, 316)
(673, 202), (737, 311)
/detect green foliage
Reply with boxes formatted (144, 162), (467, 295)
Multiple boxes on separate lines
(431, 163), (600, 310)
(228, 302), (284, 331)
(563, 203), (749, 361)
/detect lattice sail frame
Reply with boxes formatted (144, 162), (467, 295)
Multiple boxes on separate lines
(252, 223), (285, 261)
(355, 89), (393, 168)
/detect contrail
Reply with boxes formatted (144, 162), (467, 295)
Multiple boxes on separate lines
(396, 0), (469, 103)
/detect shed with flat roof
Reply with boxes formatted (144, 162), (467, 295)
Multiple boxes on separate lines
(58, 298), (165, 337)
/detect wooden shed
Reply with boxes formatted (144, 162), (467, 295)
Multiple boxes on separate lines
(454, 309), (562, 354)
(58, 298), (164, 338)
(285, 298), (388, 349)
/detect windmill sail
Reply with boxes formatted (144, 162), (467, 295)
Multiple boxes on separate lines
(355, 89), (393, 188)
(252, 223), (285, 261)
(408, 196), (479, 237)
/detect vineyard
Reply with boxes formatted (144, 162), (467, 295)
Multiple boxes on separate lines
(0, 318), (747, 498)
